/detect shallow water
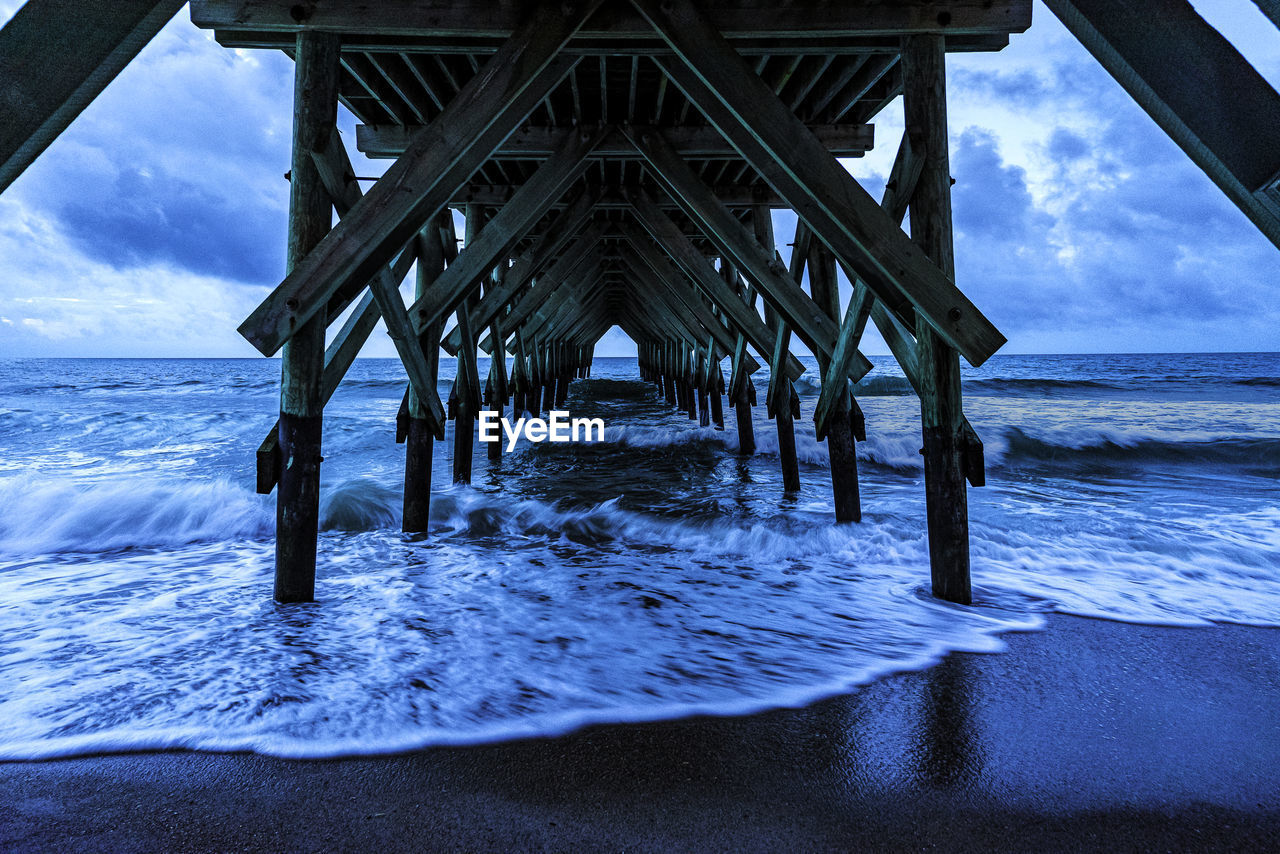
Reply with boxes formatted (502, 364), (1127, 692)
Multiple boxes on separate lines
(0, 353), (1276, 758)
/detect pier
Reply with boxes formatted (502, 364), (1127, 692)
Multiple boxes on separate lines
(3, 0), (1278, 606)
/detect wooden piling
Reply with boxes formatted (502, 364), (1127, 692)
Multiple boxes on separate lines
(709, 359), (725, 430)
(904, 34), (971, 604)
(809, 241), (861, 522)
(275, 31), (340, 604)
(752, 204), (801, 493)
(403, 218), (447, 533)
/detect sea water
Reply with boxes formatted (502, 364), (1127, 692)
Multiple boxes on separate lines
(0, 353), (1276, 758)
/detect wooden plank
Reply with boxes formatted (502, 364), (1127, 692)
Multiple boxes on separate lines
(407, 125), (608, 338)
(634, 0), (1006, 365)
(1044, 0), (1280, 248)
(0, 0), (185, 191)
(213, 28), (1012, 55)
(813, 131), (920, 438)
(357, 123), (874, 159)
(623, 132), (872, 379)
(192, 0), (1033, 39)
(236, 0), (603, 356)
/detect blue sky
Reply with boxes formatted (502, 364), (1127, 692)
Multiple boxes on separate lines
(0, 1), (1277, 359)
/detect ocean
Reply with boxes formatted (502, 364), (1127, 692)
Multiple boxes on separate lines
(0, 353), (1276, 759)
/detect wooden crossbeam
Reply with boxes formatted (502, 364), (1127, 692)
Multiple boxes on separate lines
(1044, 0), (1280, 249)
(617, 245), (748, 366)
(481, 248), (607, 352)
(191, 1), (1033, 39)
(469, 224), (610, 354)
(310, 128), (446, 434)
(813, 131), (920, 439)
(1255, 1), (1280, 29)
(406, 125), (608, 339)
(357, 123), (874, 159)
(236, 0), (603, 356)
(633, 0), (1005, 365)
(450, 184), (787, 209)
(0, 0), (185, 192)
(618, 213), (788, 379)
(624, 130), (871, 380)
(441, 186), (603, 354)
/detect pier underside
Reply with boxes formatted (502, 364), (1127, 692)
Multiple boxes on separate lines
(204, 0), (1026, 605)
(3, 0), (1278, 604)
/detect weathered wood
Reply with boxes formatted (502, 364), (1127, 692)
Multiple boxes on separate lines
(192, 0), (1033, 39)
(237, 0), (602, 356)
(404, 224), (448, 533)
(637, 2), (1006, 365)
(750, 205), (801, 494)
(809, 241), (861, 523)
(443, 186), (603, 355)
(451, 184), (789, 209)
(1255, 0), (1280, 29)
(1044, 0), (1280, 249)
(624, 193), (808, 381)
(624, 129), (874, 380)
(904, 34), (970, 604)
(408, 126), (609, 339)
(357, 123), (874, 159)
(0, 0), (185, 192)
(276, 31), (340, 604)
(813, 132), (922, 439)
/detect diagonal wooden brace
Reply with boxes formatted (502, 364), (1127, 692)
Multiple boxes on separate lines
(237, 0), (603, 356)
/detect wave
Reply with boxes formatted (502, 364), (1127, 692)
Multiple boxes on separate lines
(965, 378), (1121, 393)
(1236, 377), (1280, 387)
(0, 476), (272, 555)
(996, 428), (1280, 471)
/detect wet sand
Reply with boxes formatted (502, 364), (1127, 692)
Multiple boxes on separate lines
(3, 614), (1279, 852)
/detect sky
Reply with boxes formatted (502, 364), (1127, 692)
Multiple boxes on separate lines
(0, 1), (1277, 359)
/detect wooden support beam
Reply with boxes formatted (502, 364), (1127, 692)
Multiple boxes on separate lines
(814, 131), (921, 439)
(487, 250), (606, 351)
(623, 194), (810, 382)
(449, 184), (787, 209)
(0, 0), (184, 192)
(1254, 1), (1280, 29)
(408, 126), (608, 339)
(237, 0), (602, 356)
(623, 132), (873, 380)
(809, 240), (861, 523)
(255, 244), (420, 495)
(904, 34), (971, 605)
(443, 186), (603, 354)
(404, 223), (448, 533)
(751, 205), (800, 494)
(357, 123), (874, 159)
(617, 245), (749, 366)
(309, 127), (447, 435)
(634, 0), (1006, 365)
(275, 31), (341, 604)
(192, 1), (1033, 39)
(1044, 0), (1280, 249)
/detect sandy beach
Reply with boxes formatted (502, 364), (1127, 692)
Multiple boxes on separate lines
(3, 614), (1278, 852)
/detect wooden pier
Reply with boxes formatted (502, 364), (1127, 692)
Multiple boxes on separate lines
(3, 0), (1278, 605)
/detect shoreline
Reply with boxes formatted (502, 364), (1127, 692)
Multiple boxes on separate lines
(4, 614), (1279, 852)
